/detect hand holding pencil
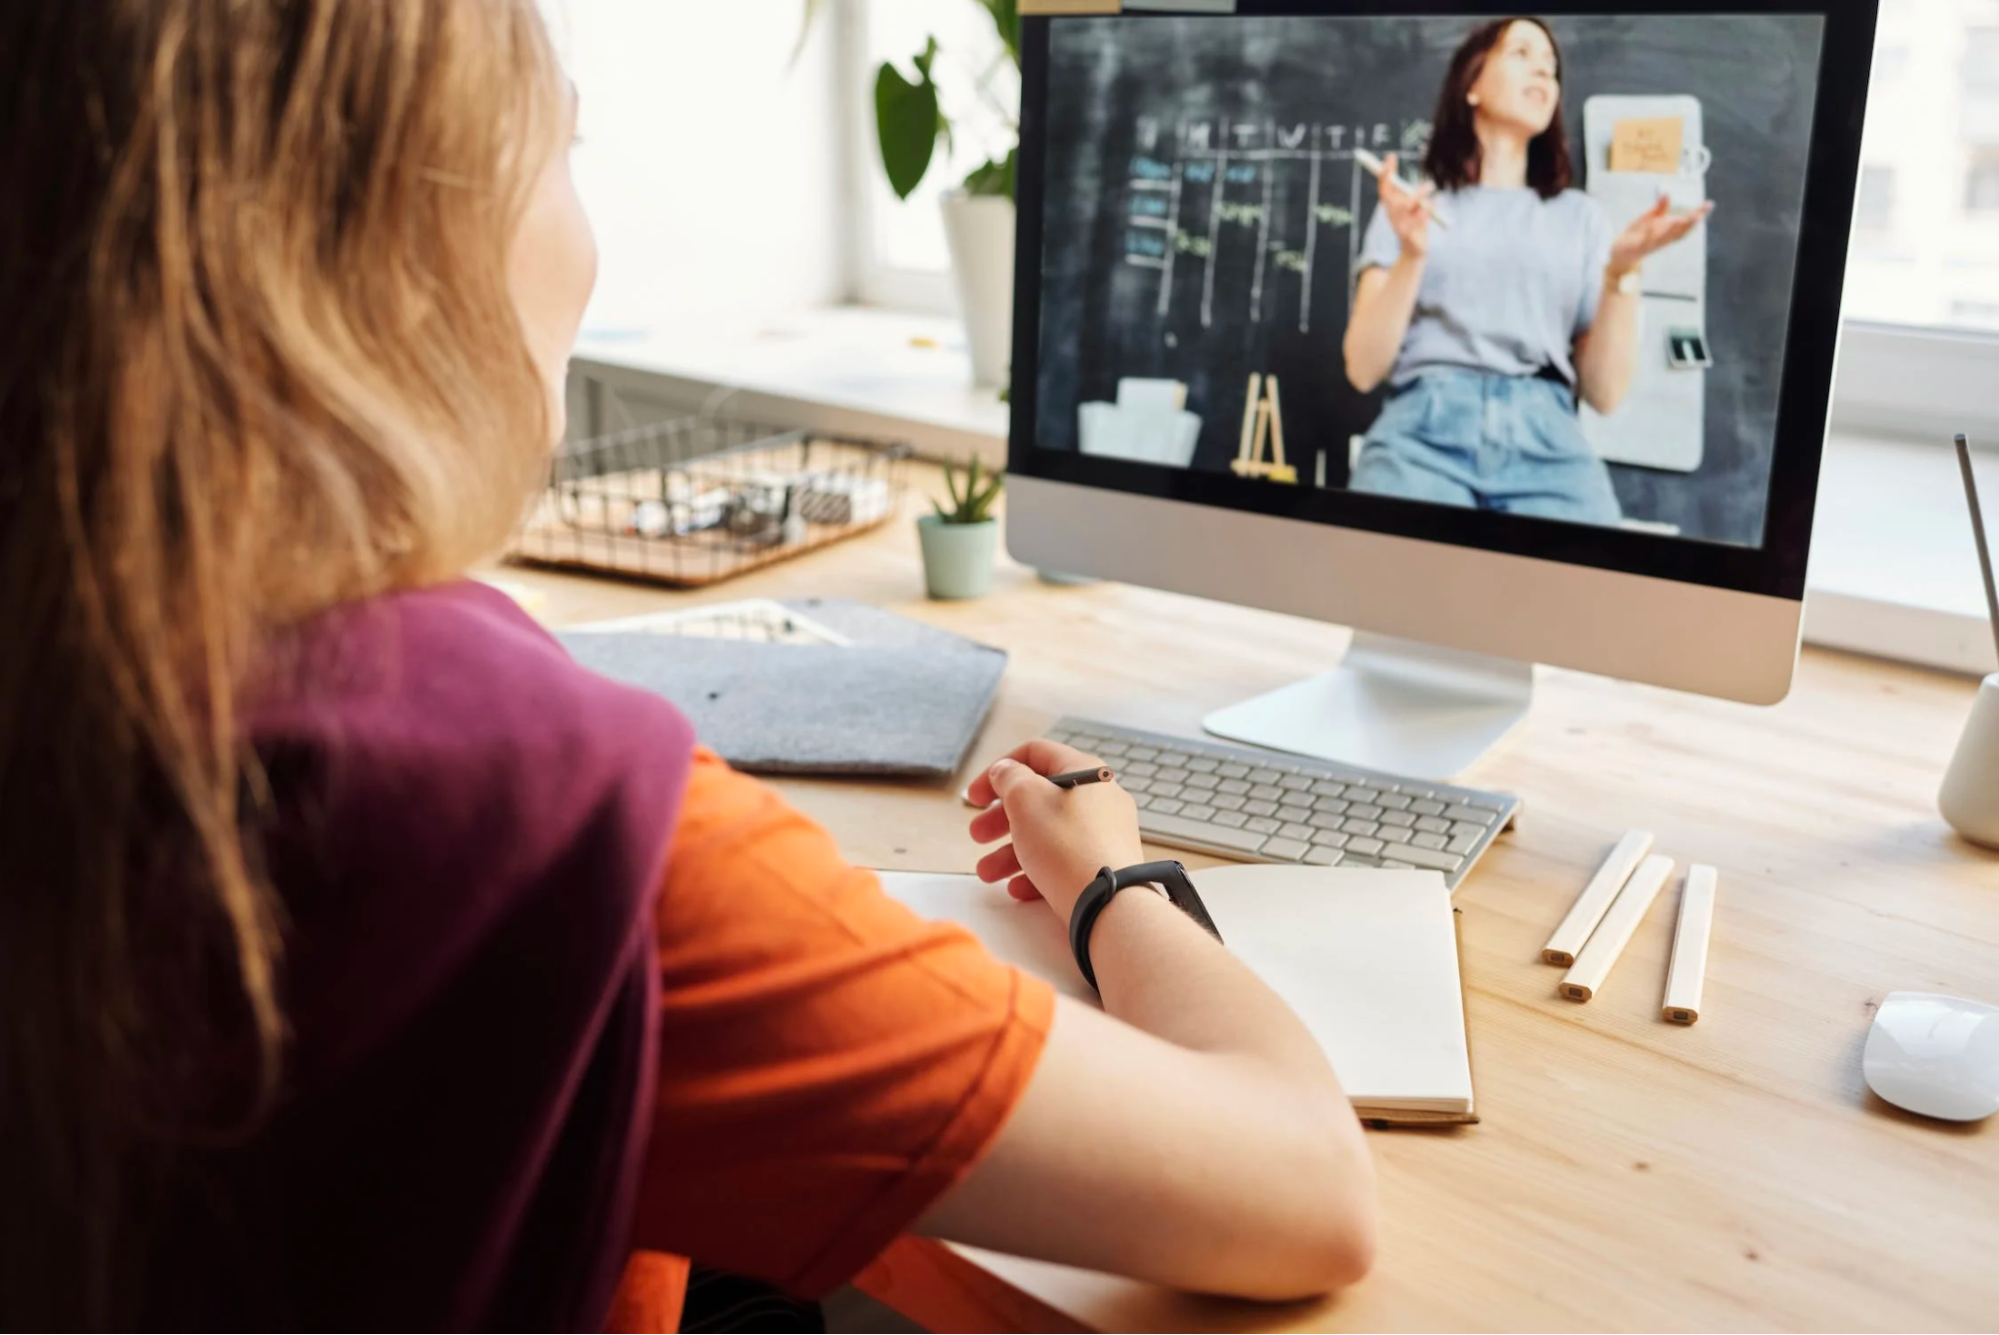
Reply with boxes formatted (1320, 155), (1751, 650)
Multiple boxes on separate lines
(1358, 149), (1445, 258)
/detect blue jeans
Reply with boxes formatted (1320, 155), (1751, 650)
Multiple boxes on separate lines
(1350, 369), (1623, 525)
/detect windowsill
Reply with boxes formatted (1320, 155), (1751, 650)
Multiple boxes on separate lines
(568, 305), (1998, 678)
(571, 307), (1009, 464)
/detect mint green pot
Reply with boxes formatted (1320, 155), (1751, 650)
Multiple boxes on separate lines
(917, 515), (1000, 600)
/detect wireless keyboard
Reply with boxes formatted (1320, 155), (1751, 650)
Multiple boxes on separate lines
(1041, 717), (1520, 890)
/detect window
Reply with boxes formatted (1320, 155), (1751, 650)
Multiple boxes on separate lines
(1856, 165), (1897, 231)
(1952, 299), (1999, 330)
(1970, 146), (1999, 213)
(856, 0), (1015, 306)
(1965, 27), (1999, 98)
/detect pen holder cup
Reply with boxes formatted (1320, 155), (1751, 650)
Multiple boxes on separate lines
(1940, 673), (1999, 850)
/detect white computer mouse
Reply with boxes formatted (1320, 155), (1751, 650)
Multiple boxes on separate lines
(1862, 991), (1999, 1122)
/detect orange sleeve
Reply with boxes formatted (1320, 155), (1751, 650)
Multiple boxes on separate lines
(627, 748), (1056, 1298)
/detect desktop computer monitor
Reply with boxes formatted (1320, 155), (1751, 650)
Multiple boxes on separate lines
(1005, 0), (1875, 778)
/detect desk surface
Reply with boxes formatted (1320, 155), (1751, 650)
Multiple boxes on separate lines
(490, 472), (1999, 1333)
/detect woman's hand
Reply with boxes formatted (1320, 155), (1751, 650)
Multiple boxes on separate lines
(1608, 195), (1714, 278)
(1375, 152), (1436, 260)
(966, 740), (1145, 925)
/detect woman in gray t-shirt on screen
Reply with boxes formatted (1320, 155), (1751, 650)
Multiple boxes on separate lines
(1342, 16), (1709, 525)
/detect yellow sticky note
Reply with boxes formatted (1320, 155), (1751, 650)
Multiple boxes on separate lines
(1610, 117), (1684, 174)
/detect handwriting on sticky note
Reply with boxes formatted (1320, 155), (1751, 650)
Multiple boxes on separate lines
(1610, 117), (1684, 174)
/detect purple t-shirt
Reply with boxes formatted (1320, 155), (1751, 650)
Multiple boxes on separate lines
(146, 580), (694, 1329)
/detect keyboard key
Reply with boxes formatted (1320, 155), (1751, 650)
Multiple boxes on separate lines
(1249, 768), (1283, 784)
(1125, 746), (1157, 761)
(1415, 816), (1451, 835)
(1344, 853), (1383, 868)
(1313, 797), (1350, 815)
(1185, 772), (1219, 790)
(1244, 799), (1279, 817)
(1262, 837), (1310, 862)
(1218, 763), (1251, 779)
(1341, 817), (1380, 837)
(1411, 831), (1449, 850)
(1310, 811), (1348, 831)
(1280, 774), (1313, 792)
(1399, 786), (1436, 800)
(1410, 799), (1447, 817)
(1310, 781), (1347, 798)
(1312, 830), (1350, 848)
(1377, 793), (1413, 811)
(1093, 740), (1128, 756)
(1447, 832), (1481, 855)
(1444, 804), (1493, 824)
(1384, 843), (1463, 873)
(1150, 799), (1184, 816)
(1378, 825), (1413, 845)
(1249, 784), (1284, 801)
(1382, 859), (1415, 870)
(1125, 761), (1159, 778)
(1380, 810), (1417, 828)
(1348, 803), (1383, 822)
(1151, 782), (1184, 800)
(1143, 811), (1266, 854)
(1245, 816), (1282, 834)
(1156, 767), (1190, 784)
(1465, 794), (1509, 812)
(1217, 778), (1252, 795)
(1277, 805), (1311, 824)
(1279, 822), (1316, 841)
(1123, 777), (1151, 794)
(1304, 846), (1346, 866)
(1212, 793), (1247, 812)
(1132, 793), (1154, 809)
(1180, 804), (1215, 822)
(1187, 757), (1219, 773)
(1449, 820), (1486, 838)
(1347, 837), (1385, 857)
(1345, 787), (1385, 806)
(1214, 810), (1249, 828)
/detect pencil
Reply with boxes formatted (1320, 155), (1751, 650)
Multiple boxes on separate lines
(1050, 767), (1116, 790)
(1955, 434), (1999, 668)
(1559, 854), (1674, 1002)
(1662, 864), (1718, 1025)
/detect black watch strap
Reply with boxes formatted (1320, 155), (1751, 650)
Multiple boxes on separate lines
(1068, 860), (1224, 991)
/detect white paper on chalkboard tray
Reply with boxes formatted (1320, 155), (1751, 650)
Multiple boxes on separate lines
(1079, 401), (1202, 468)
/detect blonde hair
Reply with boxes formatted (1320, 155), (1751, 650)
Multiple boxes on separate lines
(0, 0), (563, 1321)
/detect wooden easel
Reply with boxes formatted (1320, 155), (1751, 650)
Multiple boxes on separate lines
(1230, 373), (1298, 485)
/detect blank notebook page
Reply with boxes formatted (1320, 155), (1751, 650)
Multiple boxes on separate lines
(880, 865), (1473, 1116)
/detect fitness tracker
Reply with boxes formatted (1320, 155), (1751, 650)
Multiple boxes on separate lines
(1068, 860), (1224, 991)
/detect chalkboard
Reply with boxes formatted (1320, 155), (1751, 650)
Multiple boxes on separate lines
(1032, 14), (1824, 547)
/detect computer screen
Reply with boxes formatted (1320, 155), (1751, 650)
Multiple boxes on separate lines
(1013, 4), (1870, 599)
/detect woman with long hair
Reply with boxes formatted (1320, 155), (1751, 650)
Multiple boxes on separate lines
(0, 2), (1374, 1326)
(1342, 16), (1710, 523)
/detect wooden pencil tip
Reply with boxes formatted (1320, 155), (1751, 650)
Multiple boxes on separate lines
(1560, 983), (1592, 1002)
(1541, 949), (1573, 967)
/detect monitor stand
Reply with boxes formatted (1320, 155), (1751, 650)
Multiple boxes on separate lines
(1202, 633), (1534, 780)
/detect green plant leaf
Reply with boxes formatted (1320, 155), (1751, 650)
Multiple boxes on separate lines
(875, 40), (943, 201)
(961, 146), (1017, 201)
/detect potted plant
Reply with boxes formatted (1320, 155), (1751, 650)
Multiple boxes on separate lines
(805, 0), (1020, 389)
(919, 457), (1005, 599)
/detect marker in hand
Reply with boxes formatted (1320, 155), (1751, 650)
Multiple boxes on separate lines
(1355, 147), (1451, 230)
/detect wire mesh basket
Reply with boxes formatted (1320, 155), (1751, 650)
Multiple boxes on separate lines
(505, 416), (910, 587)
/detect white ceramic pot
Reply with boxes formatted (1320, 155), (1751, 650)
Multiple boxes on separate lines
(939, 191), (1015, 390)
(1940, 673), (1999, 849)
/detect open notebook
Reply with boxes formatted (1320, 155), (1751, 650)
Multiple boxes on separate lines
(880, 865), (1476, 1126)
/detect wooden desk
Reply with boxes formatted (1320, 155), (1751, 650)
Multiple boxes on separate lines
(490, 474), (1999, 1333)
